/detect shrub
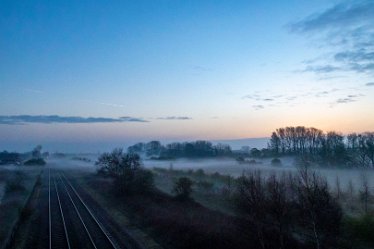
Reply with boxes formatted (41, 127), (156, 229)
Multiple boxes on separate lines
(5, 171), (26, 193)
(24, 158), (46, 165)
(343, 214), (374, 247)
(271, 158), (282, 166)
(173, 177), (193, 200)
(96, 149), (154, 195)
(197, 180), (214, 193)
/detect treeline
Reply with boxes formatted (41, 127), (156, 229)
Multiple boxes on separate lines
(268, 126), (374, 167)
(0, 151), (21, 165)
(128, 140), (232, 158)
(0, 145), (47, 165)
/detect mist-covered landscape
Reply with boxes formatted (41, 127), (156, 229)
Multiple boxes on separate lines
(1, 1), (374, 249)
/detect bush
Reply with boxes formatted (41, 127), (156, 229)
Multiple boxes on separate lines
(24, 158), (46, 165)
(173, 177), (193, 200)
(195, 169), (205, 177)
(271, 158), (282, 166)
(342, 214), (374, 247)
(5, 171), (26, 193)
(196, 180), (214, 193)
(96, 149), (154, 195)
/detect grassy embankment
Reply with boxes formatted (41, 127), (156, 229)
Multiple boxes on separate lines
(0, 166), (43, 247)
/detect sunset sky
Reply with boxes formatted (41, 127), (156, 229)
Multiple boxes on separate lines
(1, 0), (373, 151)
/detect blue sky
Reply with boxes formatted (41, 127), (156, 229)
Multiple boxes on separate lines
(1, 0), (373, 151)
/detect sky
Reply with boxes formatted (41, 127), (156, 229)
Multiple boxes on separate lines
(1, 0), (373, 152)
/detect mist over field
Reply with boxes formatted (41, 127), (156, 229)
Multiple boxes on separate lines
(2, 0), (374, 248)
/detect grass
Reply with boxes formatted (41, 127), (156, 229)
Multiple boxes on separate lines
(77, 169), (304, 249)
(72, 171), (163, 249)
(152, 168), (237, 215)
(0, 166), (43, 245)
(340, 214), (374, 249)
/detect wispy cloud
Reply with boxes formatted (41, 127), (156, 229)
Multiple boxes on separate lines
(330, 94), (365, 107)
(243, 86), (365, 110)
(253, 105), (264, 110)
(290, 1), (374, 75)
(156, 116), (192, 120)
(192, 65), (212, 72)
(19, 88), (44, 94)
(0, 115), (149, 125)
(303, 65), (341, 74)
(366, 82), (374, 86)
(98, 102), (126, 108)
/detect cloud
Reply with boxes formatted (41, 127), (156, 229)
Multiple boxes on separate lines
(98, 102), (126, 108)
(156, 116), (192, 120)
(253, 105), (264, 110)
(290, 1), (374, 75)
(331, 94), (364, 106)
(290, 2), (374, 33)
(366, 82), (374, 86)
(19, 88), (44, 94)
(303, 65), (341, 74)
(243, 86), (365, 109)
(192, 65), (212, 72)
(0, 115), (149, 125)
(336, 97), (357, 104)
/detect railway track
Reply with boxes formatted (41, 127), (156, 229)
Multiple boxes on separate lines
(48, 169), (120, 249)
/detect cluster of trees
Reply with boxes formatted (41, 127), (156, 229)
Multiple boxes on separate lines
(127, 140), (232, 158)
(236, 169), (342, 249)
(95, 148), (154, 194)
(268, 126), (374, 167)
(0, 151), (21, 165)
(0, 145), (47, 165)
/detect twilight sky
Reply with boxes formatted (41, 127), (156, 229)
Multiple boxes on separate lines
(1, 0), (373, 151)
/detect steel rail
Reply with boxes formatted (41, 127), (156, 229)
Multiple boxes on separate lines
(49, 167), (51, 249)
(58, 174), (98, 249)
(60, 173), (118, 249)
(53, 176), (71, 249)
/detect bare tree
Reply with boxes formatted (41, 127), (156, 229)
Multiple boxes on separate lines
(359, 173), (371, 213)
(296, 167), (342, 249)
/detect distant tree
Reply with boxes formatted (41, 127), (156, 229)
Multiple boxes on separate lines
(320, 131), (346, 165)
(271, 158), (282, 166)
(32, 145), (42, 159)
(250, 148), (261, 158)
(269, 132), (281, 155)
(173, 177), (193, 200)
(95, 148), (154, 194)
(146, 141), (163, 156)
(127, 142), (145, 154)
(359, 173), (371, 213)
(0, 151), (21, 165)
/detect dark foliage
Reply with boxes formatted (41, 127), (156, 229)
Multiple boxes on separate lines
(173, 177), (193, 200)
(5, 171), (26, 193)
(236, 169), (342, 249)
(0, 151), (21, 165)
(268, 126), (374, 167)
(127, 140), (232, 158)
(271, 158), (282, 166)
(23, 158), (46, 165)
(96, 148), (154, 195)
